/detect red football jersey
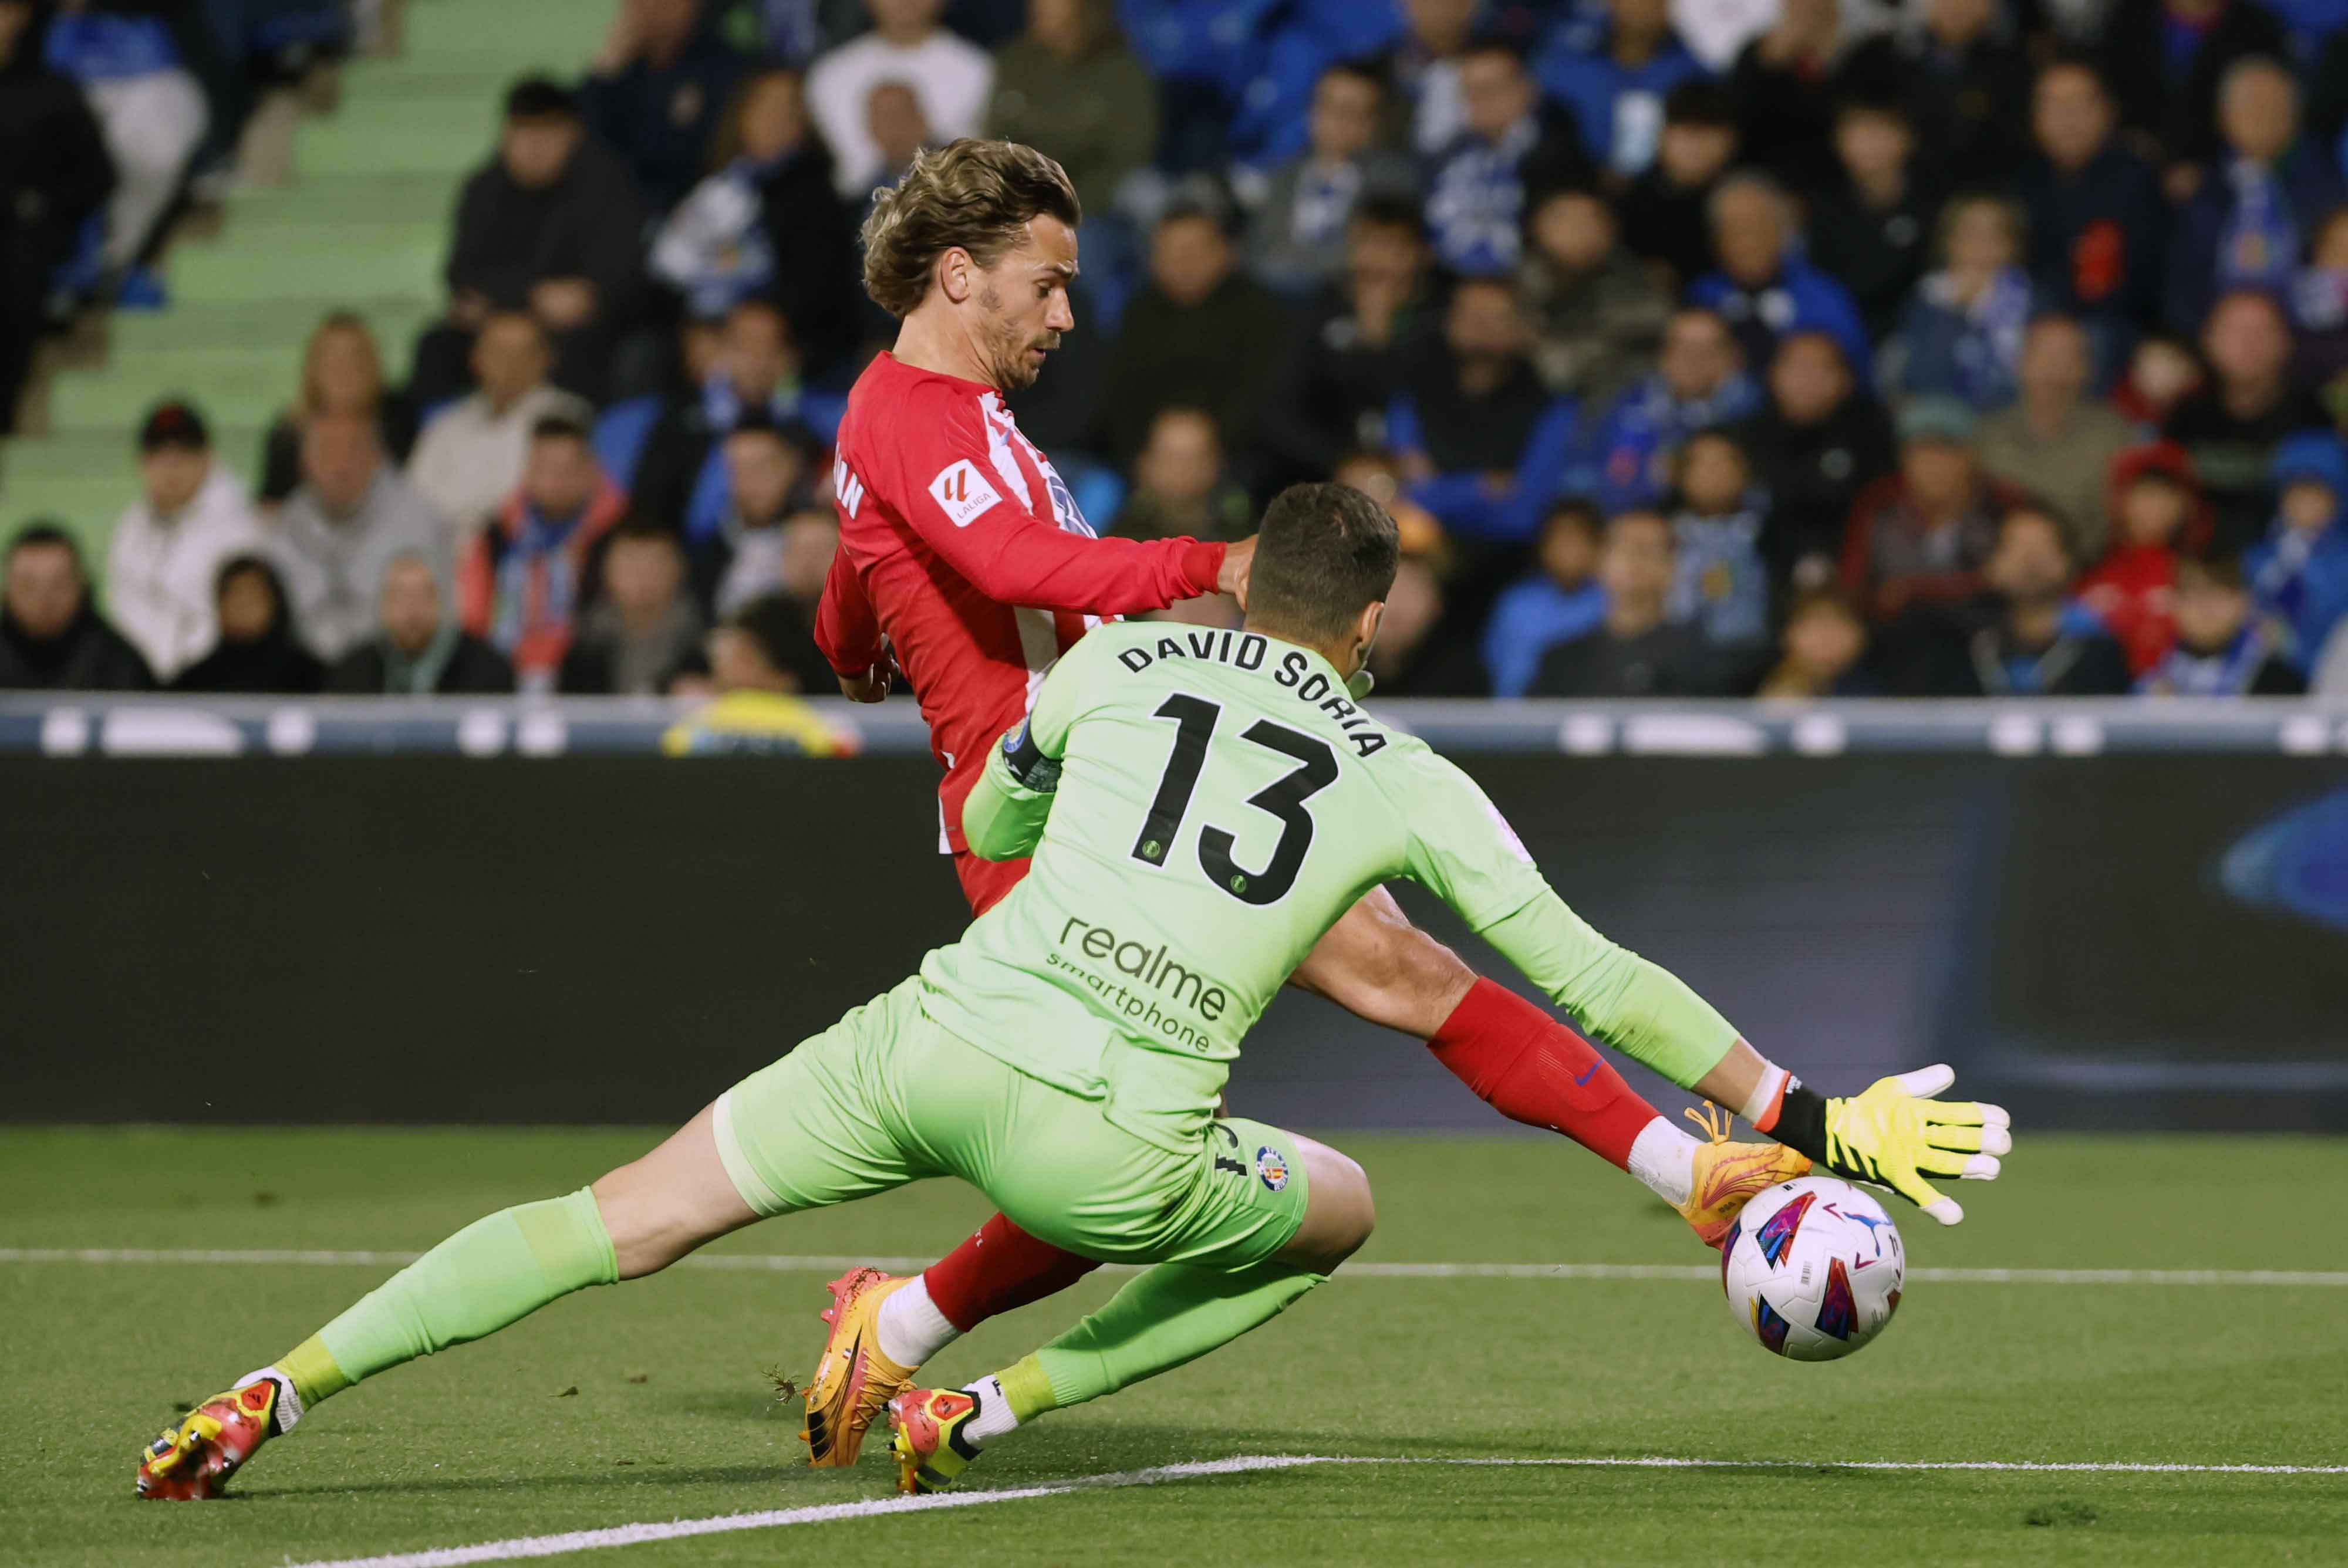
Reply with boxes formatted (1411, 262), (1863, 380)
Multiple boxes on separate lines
(816, 352), (1225, 853)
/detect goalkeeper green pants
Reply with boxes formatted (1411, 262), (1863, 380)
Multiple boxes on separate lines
(714, 976), (1312, 1269)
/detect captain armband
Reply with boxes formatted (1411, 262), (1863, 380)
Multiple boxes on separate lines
(1001, 719), (1061, 793)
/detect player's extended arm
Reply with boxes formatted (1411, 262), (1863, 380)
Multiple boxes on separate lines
(1479, 892), (2010, 1224)
(903, 396), (1237, 616)
(1407, 755), (2010, 1223)
(962, 717), (1059, 861)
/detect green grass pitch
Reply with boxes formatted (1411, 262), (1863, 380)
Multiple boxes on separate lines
(3, 1128), (2343, 1566)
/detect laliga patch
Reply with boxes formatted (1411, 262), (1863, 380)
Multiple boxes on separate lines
(929, 459), (1001, 528)
(1255, 1145), (1290, 1192)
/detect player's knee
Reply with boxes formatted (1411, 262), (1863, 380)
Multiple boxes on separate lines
(1287, 1140), (1375, 1273)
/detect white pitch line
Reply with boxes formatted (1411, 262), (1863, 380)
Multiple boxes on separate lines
(5, 1248), (2346, 1287)
(273, 1456), (1325, 1568)
(275, 1452), (2348, 1568)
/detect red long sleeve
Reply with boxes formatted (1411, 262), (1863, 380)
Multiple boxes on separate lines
(814, 538), (883, 678)
(891, 381), (1224, 617)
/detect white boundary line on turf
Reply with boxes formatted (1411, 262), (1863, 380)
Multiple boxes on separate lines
(274, 1453), (2348, 1568)
(6, 1248), (2347, 1287)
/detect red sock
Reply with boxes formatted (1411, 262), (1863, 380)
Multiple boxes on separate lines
(920, 1212), (1102, 1334)
(1426, 978), (1660, 1171)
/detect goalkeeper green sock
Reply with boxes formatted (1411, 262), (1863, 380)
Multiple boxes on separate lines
(274, 1187), (618, 1410)
(990, 1260), (1324, 1424)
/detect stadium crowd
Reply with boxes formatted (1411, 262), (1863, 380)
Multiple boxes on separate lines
(8, 0), (2348, 699)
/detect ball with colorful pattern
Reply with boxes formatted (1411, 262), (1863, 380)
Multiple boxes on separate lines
(1719, 1175), (1905, 1361)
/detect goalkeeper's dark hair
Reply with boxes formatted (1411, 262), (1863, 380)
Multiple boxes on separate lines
(1247, 484), (1400, 644)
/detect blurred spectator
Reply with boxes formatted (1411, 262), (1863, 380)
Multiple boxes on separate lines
(2166, 58), (2343, 334)
(1976, 315), (2140, 559)
(1391, 275), (1578, 542)
(560, 520), (705, 694)
(1666, 428), (1772, 657)
(2114, 329), (2207, 426)
(1887, 195), (2042, 412)
(170, 555), (323, 694)
(2078, 442), (2206, 673)
(1725, 0), (1897, 198)
(1481, 499), (1607, 697)
(1689, 173), (1868, 371)
(259, 313), (419, 507)
(1756, 588), (1878, 696)
(406, 312), (591, 544)
(1870, 0), (2030, 191)
(457, 415), (626, 691)
(1393, 0), (1476, 156)
(106, 400), (262, 683)
(2018, 59), (2165, 350)
(579, 0), (746, 218)
(1332, 447), (1446, 560)
(1841, 395), (2021, 624)
(0, 0), (111, 436)
(0, 523), (151, 690)
(1938, 504), (2132, 696)
(1588, 305), (1758, 512)
(2298, 208), (2348, 396)
(2245, 430), (2348, 668)
(2138, 553), (2305, 693)
(808, 0), (993, 198)
(419, 78), (645, 407)
(1618, 80), (1738, 289)
(636, 297), (839, 532)
(987, 0), (1158, 218)
(328, 553), (516, 695)
(1261, 197), (1432, 486)
(1740, 329), (1894, 585)
(1363, 555), (1488, 695)
(1112, 407), (1253, 543)
(1103, 204), (1284, 464)
(694, 413), (823, 613)
(1244, 59), (1415, 298)
(42, 1), (205, 285)
(709, 591), (815, 692)
(2164, 288), (2330, 552)
(1536, 0), (1703, 180)
(649, 67), (860, 370)
(1529, 509), (1722, 695)
(2099, 0), (2289, 169)
(864, 79), (935, 190)
(1517, 185), (1671, 407)
(275, 413), (452, 661)
(1422, 35), (1591, 276)
(1807, 99), (1936, 345)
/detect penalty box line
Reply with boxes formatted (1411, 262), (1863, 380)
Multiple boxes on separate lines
(279, 1453), (2348, 1568)
(5, 1248), (2347, 1287)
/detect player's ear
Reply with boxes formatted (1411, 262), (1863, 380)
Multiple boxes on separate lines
(1352, 600), (1385, 663)
(938, 246), (974, 305)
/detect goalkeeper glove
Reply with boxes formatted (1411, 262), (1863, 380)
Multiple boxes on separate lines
(1763, 1065), (2010, 1225)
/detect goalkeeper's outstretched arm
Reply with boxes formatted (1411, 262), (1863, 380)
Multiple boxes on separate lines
(1401, 752), (2012, 1224)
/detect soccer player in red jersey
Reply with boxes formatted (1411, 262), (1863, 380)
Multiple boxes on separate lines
(800, 141), (1815, 1467)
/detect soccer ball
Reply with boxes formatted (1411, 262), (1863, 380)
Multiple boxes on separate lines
(1720, 1176), (1905, 1361)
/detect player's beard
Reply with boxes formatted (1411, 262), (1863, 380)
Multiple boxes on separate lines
(979, 286), (1058, 390)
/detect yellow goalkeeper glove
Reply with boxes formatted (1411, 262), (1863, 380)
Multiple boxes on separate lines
(1821, 1065), (2011, 1225)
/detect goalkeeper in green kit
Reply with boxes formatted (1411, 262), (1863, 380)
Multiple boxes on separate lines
(135, 484), (2011, 1501)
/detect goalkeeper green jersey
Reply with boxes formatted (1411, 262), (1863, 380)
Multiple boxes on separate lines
(917, 621), (1739, 1153)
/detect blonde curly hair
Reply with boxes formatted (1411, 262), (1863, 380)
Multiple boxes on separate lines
(859, 138), (1081, 319)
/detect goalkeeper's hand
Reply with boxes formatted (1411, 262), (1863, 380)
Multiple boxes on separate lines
(1821, 1065), (2010, 1226)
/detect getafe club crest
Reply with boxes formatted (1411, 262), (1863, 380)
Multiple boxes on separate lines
(1255, 1146), (1290, 1192)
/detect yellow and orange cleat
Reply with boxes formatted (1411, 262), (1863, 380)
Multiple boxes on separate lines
(801, 1267), (918, 1468)
(136, 1380), (281, 1500)
(1673, 1106), (1814, 1248)
(886, 1385), (983, 1495)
